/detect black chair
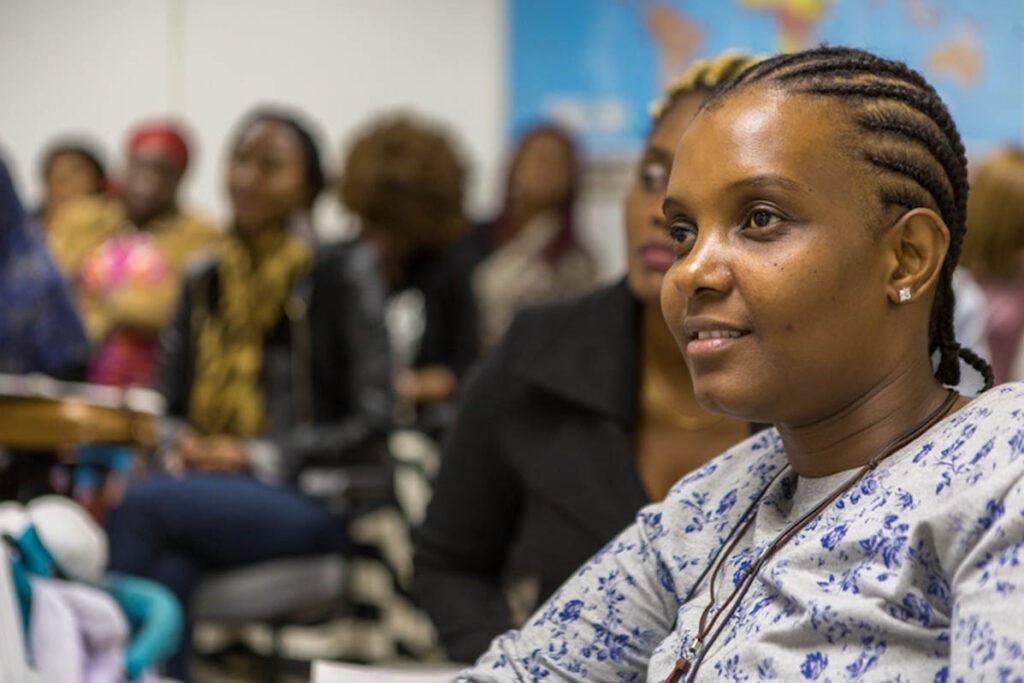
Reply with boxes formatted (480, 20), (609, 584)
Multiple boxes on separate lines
(191, 460), (397, 683)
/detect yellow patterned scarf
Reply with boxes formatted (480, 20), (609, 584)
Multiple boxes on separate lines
(187, 231), (311, 437)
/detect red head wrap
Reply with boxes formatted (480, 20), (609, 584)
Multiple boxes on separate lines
(126, 122), (190, 170)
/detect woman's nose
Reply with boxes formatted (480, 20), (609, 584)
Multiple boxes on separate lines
(230, 161), (258, 191)
(669, 229), (731, 300)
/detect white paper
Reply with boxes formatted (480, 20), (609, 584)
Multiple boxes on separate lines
(311, 660), (464, 683)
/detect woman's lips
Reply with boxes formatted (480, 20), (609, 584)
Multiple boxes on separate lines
(683, 321), (750, 360)
(638, 242), (675, 271)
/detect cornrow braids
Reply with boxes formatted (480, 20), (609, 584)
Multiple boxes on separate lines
(649, 50), (766, 128)
(705, 46), (993, 390)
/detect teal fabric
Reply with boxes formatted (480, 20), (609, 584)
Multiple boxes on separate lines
(9, 523), (182, 680)
(8, 557), (32, 648)
(105, 571), (183, 680)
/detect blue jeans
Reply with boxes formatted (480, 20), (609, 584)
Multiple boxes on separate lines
(107, 472), (346, 679)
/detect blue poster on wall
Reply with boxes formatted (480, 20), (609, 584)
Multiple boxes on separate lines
(509, 0), (1024, 157)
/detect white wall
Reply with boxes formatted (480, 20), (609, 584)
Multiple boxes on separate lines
(0, 0), (508, 234)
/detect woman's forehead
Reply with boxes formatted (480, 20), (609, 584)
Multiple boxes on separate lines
(238, 120), (302, 156)
(674, 88), (860, 195)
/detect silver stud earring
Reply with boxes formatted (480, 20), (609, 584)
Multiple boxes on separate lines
(898, 286), (912, 303)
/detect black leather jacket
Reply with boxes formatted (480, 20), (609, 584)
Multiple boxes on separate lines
(158, 239), (393, 481)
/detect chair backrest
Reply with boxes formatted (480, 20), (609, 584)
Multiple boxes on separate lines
(0, 544), (43, 683)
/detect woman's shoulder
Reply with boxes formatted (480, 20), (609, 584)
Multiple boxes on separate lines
(952, 381), (1024, 432)
(881, 382), (1024, 511)
(313, 237), (374, 272)
(497, 280), (637, 383)
(506, 279), (634, 342)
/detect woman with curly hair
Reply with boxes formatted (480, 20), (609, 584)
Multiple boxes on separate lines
(339, 116), (478, 416)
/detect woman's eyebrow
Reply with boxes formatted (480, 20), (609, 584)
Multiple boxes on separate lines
(662, 173), (812, 217)
(726, 174), (811, 193)
(662, 196), (685, 216)
(644, 147), (673, 162)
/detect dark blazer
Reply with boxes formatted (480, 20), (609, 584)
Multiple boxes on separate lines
(414, 280), (654, 662)
(158, 239), (393, 480)
(400, 241), (480, 380)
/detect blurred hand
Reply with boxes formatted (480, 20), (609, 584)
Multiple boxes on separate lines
(166, 430), (249, 474)
(398, 365), (457, 406)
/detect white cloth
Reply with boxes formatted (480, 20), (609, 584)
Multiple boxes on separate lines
(29, 576), (129, 683)
(27, 495), (108, 583)
(462, 382), (1024, 682)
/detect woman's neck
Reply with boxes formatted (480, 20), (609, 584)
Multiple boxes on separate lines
(509, 199), (557, 232)
(776, 362), (966, 477)
(234, 222), (286, 262)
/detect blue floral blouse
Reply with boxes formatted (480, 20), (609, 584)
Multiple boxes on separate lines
(459, 382), (1024, 682)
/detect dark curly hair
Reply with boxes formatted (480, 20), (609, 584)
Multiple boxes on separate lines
(704, 46), (993, 391)
(338, 116), (467, 249)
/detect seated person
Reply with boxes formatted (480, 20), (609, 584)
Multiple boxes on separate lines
(414, 51), (763, 663)
(458, 46), (1015, 682)
(47, 120), (220, 388)
(338, 116), (479, 426)
(960, 146), (1024, 385)
(33, 139), (108, 232)
(105, 108), (392, 681)
(0, 154), (91, 503)
(471, 123), (597, 350)
(0, 155), (89, 379)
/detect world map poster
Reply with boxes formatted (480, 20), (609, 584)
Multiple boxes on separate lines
(509, 0), (1024, 159)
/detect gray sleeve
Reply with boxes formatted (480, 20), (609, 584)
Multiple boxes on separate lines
(455, 504), (679, 682)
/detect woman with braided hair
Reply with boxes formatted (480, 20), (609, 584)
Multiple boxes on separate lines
(415, 51), (763, 664)
(458, 46), (1022, 682)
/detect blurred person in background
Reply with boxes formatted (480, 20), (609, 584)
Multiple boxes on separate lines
(961, 146), (1024, 383)
(47, 119), (220, 388)
(33, 139), (108, 232)
(105, 108), (392, 680)
(338, 115), (478, 428)
(414, 52), (763, 664)
(471, 123), (597, 349)
(0, 154), (89, 379)
(0, 152), (90, 503)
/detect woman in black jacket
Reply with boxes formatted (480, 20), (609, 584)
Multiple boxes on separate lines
(106, 108), (392, 679)
(413, 52), (763, 663)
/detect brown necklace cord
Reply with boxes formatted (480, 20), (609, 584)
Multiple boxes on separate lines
(665, 389), (959, 683)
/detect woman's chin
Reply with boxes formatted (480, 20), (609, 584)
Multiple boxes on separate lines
(692, 382), (771, 424)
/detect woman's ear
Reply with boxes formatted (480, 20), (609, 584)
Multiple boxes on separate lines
(883, 207), (950, 305)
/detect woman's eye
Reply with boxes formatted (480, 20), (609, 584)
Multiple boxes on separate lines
(667, 223), (695, 248)
(640, 164), (669, 193)
(746, 209), (781, 230)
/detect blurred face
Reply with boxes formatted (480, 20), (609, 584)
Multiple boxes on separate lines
(121, 148), (183, 226)
(660, 86), (893, 425)
(45, 152), (102, 209)
(512, 132), (573, 209)
(624, 91), (706, 304)
(229, 119), (309, 234)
